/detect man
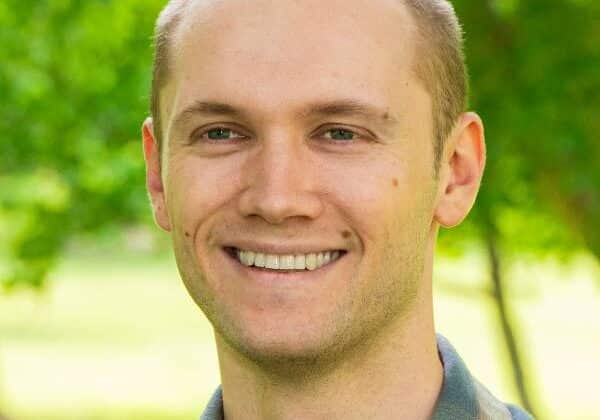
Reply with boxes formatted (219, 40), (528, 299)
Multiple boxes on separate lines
(142, 0), (532, 418)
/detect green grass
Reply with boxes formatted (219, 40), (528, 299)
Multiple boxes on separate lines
(0, 252), (219, 420)
(1, 250), (598, 419)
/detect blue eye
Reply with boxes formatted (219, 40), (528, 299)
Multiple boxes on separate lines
(324, 129), (356, 141)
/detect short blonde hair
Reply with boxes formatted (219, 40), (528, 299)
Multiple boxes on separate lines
(150, 0), (468, 168)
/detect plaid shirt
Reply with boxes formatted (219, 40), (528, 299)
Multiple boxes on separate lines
(200, 335), (532, 420)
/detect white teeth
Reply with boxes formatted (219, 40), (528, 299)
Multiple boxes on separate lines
(247, 251), (256, 265)
(305, 253), (318, 271)
(254, 252), (266, 268)
(237, 250), (256, 266)
(265, 254), (279, 269)
(234, 249), (342, 271)
(280, 255), (295, 270)
(238, 250), (246, 265)
(294, 254), (306, 270)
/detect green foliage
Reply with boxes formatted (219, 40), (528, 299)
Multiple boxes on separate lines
(440, 0), (599, 259)
(0, 0), (164, 289)
(1, 0), (598, 289)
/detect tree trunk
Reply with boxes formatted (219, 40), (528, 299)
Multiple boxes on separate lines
(485, 230), (539, 418)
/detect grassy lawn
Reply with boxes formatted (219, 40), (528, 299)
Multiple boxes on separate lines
(1, 249), (598, 419)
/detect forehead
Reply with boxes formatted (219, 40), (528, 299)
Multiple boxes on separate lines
(165, 0), (421, 121)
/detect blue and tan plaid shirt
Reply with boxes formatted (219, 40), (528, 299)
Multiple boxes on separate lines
(200, 335), (532, 420)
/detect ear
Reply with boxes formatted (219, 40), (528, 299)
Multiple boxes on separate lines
(434, 112), (486, 228)
(142, 117), (171, 231)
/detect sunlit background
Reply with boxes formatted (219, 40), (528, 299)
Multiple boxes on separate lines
(1, 1), (598, 419)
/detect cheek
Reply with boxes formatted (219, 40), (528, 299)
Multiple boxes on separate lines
(166, 154), (243, 229)
(322, 153), (411, 231)
(321, 150), (435, 258)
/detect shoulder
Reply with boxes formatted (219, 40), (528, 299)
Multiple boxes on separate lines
(199, 386), (224, 420)
(435, 334), (533, 420)
(473, 379), (533, 420)
(507, 404), (534, 420)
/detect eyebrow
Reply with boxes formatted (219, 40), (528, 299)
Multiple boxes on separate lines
(300, 99), (398, 125)
(172, 100), (245, 131)
(171, 98), (398, 133)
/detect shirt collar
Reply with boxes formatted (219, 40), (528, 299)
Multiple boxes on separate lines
(432, 334), (479, 419)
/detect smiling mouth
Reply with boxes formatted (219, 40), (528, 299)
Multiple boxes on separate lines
(224, 247), (346, 271)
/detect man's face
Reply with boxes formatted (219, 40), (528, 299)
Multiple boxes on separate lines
(153, 0), (443, 365)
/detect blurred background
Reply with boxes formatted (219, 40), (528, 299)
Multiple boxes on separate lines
(0, 0), (598, 419)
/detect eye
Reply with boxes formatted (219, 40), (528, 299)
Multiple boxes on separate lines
(322, 128), (358, 141)
(202, 127), (246, 141)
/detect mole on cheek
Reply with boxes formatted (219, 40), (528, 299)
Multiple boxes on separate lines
(341, 230), (351, 239)
(185, 231), (191, 238)
(392, 178), (399, 187)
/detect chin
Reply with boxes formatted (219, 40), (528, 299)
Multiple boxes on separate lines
(215, 314), (352, 371)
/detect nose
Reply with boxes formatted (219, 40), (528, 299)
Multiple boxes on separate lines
(238, 136), (324, 225)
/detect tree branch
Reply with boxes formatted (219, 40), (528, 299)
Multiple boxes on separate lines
(485, 228), (539, 418)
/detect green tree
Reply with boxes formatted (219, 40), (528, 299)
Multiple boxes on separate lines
(438, 0), (600, 417)
(1, 0), (164, 289)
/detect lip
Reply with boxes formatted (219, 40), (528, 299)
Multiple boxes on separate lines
(221, 246), (347, 282)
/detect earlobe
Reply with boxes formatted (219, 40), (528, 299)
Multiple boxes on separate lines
(434, 112), (486, 228)
(142, 117), (172, 232)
